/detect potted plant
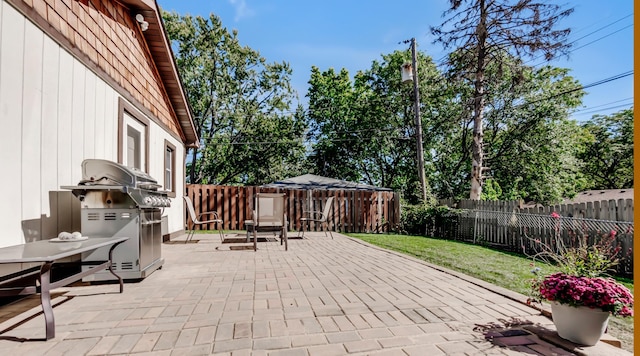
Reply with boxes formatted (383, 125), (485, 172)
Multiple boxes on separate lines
(532, 272), (633, 345)
(527, 214), (633, 346)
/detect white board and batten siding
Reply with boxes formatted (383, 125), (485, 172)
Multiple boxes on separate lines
(0, 2), (186, 249)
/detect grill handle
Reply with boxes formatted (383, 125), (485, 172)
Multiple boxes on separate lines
(138, 183), (162, 190)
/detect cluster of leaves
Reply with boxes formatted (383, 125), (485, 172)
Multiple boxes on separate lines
(579, 109), (634, 190)
(305, 50), (447, 204)
(162, 11), (307, 185)
(478, 63), (589, 203)
(560, 231), (621, 278)
(400, 204), (458, 236)
(528, 216), (622, 278)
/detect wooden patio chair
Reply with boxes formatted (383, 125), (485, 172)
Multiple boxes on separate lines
(299, 196), (334, 239)
(251, 192), (288, 251)
(183, 196), (224, 243)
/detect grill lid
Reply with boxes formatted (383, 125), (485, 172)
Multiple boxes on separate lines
(80, 159), (161, 190)
(61, 159), (171, 208)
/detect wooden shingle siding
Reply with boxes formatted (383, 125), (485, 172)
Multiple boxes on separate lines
(8, 0), (181, 138)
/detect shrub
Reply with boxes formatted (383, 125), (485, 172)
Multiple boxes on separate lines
(527, 217), (622, 278)
(401, 204), (458, 236)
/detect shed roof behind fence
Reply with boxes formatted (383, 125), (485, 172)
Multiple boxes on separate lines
(263, 174), (393, 191)
(561, 189), (633, 204)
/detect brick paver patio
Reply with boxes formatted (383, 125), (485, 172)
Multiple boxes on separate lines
(0, 232), (630, 355)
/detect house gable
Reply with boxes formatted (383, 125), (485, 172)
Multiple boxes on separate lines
(6, 0), (197, 146)
(0, 0), (194, 247)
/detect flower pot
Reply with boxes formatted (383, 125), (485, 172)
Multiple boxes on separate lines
(551, 302), (610, 346)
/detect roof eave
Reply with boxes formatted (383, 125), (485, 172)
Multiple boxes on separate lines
(120, 0), (199, 148)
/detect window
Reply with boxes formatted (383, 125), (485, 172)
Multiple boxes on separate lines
(164, 140), (176, 197)
(118, 98), (149, 172)
(127, 124), (142, 169)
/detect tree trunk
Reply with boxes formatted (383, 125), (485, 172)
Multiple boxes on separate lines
(470, 0), (487, 200)
(188, 147), (198, 184)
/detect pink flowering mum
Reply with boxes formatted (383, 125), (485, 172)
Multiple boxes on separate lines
(539, 272), (634, 317)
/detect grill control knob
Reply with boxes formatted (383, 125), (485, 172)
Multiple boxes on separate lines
(144, 197), (152, 206)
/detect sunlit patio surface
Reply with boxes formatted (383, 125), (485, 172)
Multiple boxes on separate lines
(0, 232), (624, 355)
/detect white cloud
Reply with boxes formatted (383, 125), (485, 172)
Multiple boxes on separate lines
(228, 0), (255, 22)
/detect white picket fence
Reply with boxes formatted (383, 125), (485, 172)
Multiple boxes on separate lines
(436, 199), (633, 277)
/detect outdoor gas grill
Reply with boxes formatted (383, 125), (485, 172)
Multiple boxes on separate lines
(62, 159), (170, 281)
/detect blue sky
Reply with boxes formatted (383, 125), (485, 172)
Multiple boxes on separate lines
(157, 0), (633, 121)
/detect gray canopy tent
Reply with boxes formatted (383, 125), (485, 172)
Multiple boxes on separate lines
(262, 174), (396, 234)
(262, 174), (392, 192)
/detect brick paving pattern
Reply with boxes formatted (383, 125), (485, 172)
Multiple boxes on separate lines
(0, 233), (630, 355)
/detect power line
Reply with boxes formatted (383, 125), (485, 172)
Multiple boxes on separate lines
(200, 134), (407, 145)
(433, 13), (633, 69)
(579, 71), (633, 90)
(203, 14), (633, 121)
(529, 24), (633, 68)
(198, 70), (633, 146)
(429, 70), (633, 113)
(525, 14), (632, 66)
(571, 97), (633, 113)
(570, 24), (632, 53)
(576, 97), (633, 110)
(571, 102), (633, 117)
(567, 14), (632, 46)
(517, 70), (633, 108)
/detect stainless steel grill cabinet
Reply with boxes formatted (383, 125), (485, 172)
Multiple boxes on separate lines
(62, 159), (170, 280)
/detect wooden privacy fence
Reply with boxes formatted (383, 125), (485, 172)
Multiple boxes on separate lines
(185, 185), (400, 234)
(436, 199), (634, 277)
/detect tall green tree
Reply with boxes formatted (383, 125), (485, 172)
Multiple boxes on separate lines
(162, 12), (306, 185)
(305, 67), (361, 181)
(305, 48), (586, 204)
(431, 0), (574, 200)
(579, 108), (634, 190)
(481, 63), (587, 204)
(428, 50), (586, 203)
(305, 50), (447, 203)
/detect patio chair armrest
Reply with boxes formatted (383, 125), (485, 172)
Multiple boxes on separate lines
(303, 211), (324, 218)
(198, 211), (221, 221)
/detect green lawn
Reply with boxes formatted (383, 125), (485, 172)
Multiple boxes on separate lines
(346, 233), (634, 352)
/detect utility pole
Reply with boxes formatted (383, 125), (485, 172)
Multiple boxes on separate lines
(410, 38), (427, 202)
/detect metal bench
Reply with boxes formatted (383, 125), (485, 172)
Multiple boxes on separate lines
(0, 236), (129, 340)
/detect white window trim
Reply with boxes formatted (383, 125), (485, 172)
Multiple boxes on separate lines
(118, 98), (149, 172)
(164, 140), (177, 197)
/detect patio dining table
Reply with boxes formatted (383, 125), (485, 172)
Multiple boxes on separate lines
(0, 236), (129, 340)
